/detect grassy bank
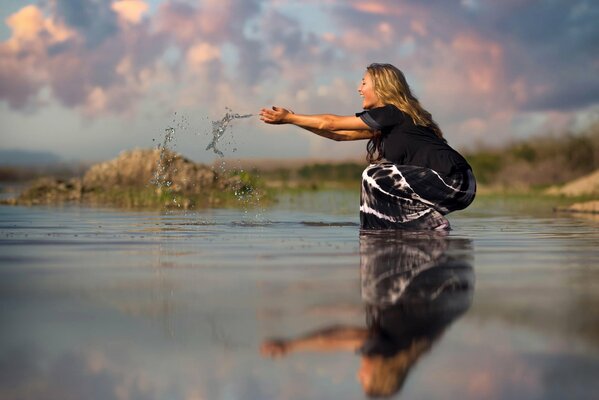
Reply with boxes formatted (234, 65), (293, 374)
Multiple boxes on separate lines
(4, 168), (271, 211)
(464, 122), (599, 190)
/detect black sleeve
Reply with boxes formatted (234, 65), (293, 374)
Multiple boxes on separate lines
(355, 105), (405, 130)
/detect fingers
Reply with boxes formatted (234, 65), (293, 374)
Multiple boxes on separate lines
(259, 107), (274, 117)
(259, 108), (273, 123)
(259, 108), (269, 122)
(259, 106), (286, 124)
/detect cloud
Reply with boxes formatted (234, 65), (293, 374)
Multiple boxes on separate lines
(0, 5), (71, 109)
(51, 0), (118, 48)
(0, 0), (598, 153)
(154, 0), (271, 109)
(468, 1), (599, 112)
(0, 1), (169, 115)
(186, 42), (221, 66)
(5, 4), (73, 43)
(53, 0), (120, 48)
(112, 0), (149, 24)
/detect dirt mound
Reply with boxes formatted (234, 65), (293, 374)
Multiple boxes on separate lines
(83, 148), (221, 193)
(6, 148), (252, 208)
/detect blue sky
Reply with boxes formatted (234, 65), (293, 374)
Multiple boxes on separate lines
(1, 0), (598, 163)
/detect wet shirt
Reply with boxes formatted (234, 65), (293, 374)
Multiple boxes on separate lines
(356, 105), (471, 176)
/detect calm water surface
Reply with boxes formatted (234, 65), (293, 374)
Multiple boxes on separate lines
(1, 192), (598, 399)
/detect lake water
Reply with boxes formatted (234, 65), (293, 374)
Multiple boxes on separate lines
(1, 191), (598, 399)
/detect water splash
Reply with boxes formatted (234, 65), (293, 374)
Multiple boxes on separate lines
(151, 126), (176, 190)
(149, 109), (265, 218)
(205, 109), (266, 221)
(206, 108), (253, 157)
(151, 112), (191, 210)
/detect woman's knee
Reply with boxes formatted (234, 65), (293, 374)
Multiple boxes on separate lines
(362, 164), (379, 180)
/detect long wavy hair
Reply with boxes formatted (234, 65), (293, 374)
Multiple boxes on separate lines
(365, 63), (444, 163)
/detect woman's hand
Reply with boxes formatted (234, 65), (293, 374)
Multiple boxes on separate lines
(259, 106), (293, 124)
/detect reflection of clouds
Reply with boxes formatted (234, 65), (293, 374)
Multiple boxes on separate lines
(390, 317), (599, 400)
(0, 342), (275, 400)
(0, 344), (156, 400)
(431, 340), (543, 399)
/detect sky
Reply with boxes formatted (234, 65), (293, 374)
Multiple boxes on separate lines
(0, 0), (598, 164)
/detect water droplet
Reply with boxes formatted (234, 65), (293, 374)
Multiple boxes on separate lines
(205, 110), (253, 158)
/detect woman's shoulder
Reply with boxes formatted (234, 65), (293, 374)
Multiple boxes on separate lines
(380, 104), (410, 123)
(361, 104), (406, 128)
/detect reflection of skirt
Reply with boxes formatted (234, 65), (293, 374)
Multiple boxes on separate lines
(360, 162), (476, 230)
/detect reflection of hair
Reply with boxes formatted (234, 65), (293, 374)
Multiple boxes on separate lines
(364, 339), (432, 398)
(362, 303), (446, 398)
(365, 63), (444, 163)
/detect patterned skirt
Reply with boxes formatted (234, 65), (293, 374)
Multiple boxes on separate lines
(360, 162), (476, 230)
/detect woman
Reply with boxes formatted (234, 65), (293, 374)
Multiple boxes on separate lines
(260, 63), (476, 230)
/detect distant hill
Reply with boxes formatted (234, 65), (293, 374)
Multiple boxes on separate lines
(0, 149), (63, 166)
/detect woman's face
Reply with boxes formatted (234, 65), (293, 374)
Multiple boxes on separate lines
(358, 72), (382, 110)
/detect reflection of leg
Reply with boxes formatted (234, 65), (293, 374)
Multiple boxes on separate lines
(360, 163), (450, 230)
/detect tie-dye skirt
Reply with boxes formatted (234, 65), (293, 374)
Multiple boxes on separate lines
(360, 162), (476, 230)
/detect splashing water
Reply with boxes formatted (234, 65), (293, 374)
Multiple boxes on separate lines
(205, 109), (266, 221)
(149, 109), (264, 218)
(151, 126), (176, 189)
(206, 109), (253, 157)
(150, 112), (191, 210)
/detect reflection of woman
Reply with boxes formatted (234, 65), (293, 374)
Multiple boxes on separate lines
(260, 63), (476, 230)
(261, 232), (474, 397)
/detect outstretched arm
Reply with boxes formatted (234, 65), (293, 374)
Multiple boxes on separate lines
(259, 106), (375, 141)
(303, 127), (375, 141)
(260, 325), (368, 358)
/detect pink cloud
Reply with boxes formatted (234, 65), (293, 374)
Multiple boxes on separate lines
(112, 0), (149, 24)
(417, 33), (506, 113)
(0, 5), (70, 109)
(353, 2), (397, 15)
(0, 2), (168, 115)
(5, 5), (74, 43)
(155, 2), (202, 46)
(186, 42), (221, 67)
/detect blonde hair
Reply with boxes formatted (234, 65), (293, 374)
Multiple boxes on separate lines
(362, 338), (432, 398)
(365, 63), (444, 162)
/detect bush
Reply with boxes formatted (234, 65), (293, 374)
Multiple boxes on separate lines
(464, 122), (599, 187)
